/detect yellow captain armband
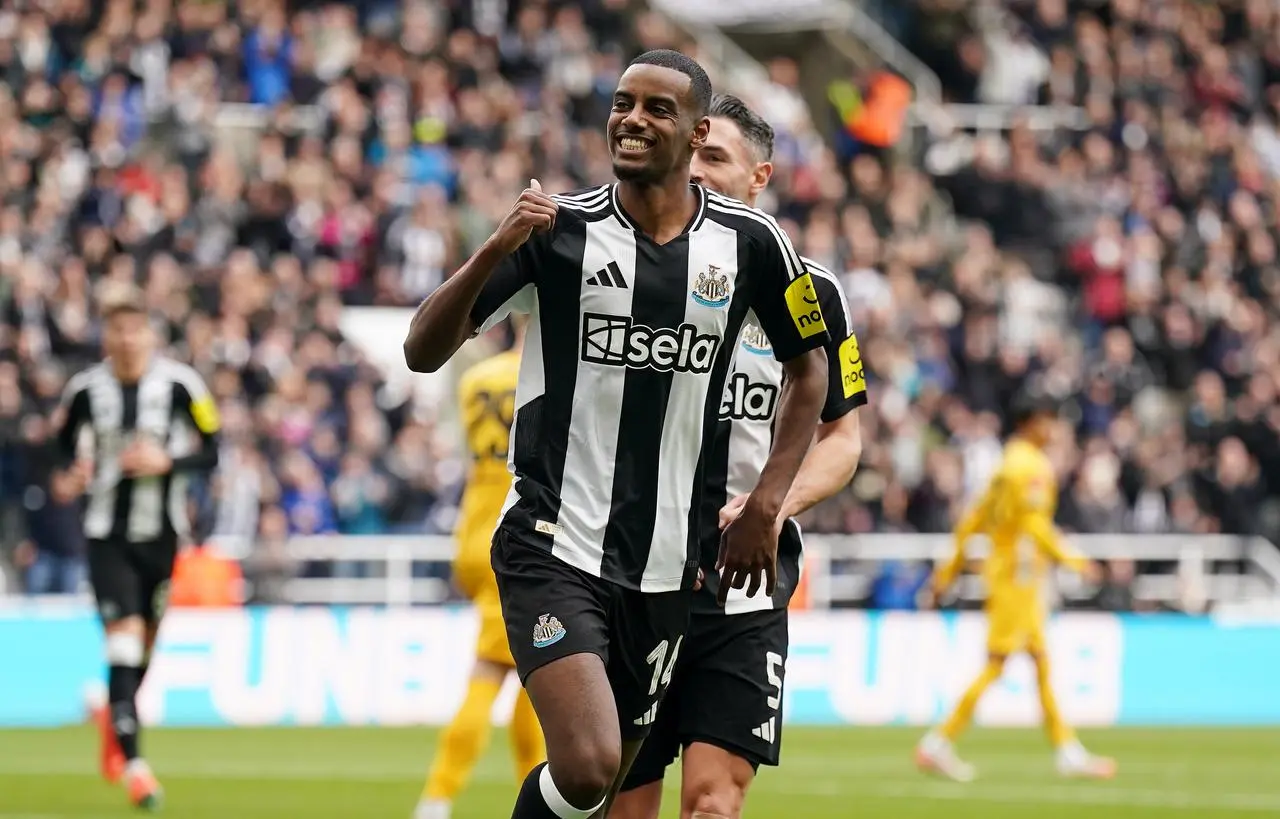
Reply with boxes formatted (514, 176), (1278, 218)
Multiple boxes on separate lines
(190, 394), (221, 435)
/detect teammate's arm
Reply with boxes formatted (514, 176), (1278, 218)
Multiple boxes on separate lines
(169, 379), (221, 473)
(403, 180), (556, 373)
(729, 279), (867, 523)
(51, 378), (93, 502)
(779, 273), (867, 519)
(118, 378), (221, 478)
(768, 411), (861, 521)
(718, 224), (831, 603)
(53, 381), (90, 464)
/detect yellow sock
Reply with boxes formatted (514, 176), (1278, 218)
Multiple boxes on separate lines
(1035, 655), (1075, 746)
(941, 658), (1004, 741)
(423, 676), (503, 801)
(508, 688), (545, 778)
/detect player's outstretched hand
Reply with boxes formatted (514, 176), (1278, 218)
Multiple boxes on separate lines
(716, 500), (780, 605)
(490, 179), (557, 255)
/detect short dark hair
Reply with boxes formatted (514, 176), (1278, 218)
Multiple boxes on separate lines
(708, 93), (775, 161)
(629, 49), (713, 118)
(1012, 390), (1058, 428)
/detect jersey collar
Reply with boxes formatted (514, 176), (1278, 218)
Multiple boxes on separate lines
(609, 182), (708, 240)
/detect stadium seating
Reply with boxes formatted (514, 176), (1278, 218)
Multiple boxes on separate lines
(1, 0), (1278, 614)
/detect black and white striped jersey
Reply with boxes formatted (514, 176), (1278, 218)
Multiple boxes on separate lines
(695, 258), (868, 614)
(56, 356), (221, 543)
(470, 183), (831, 593)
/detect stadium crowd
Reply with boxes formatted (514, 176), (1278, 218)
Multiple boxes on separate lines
(0, 0), (1275, 611)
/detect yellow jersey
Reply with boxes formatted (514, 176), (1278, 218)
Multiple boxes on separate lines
(937, 438), (1087, 603)
(454, 349), (519, 578)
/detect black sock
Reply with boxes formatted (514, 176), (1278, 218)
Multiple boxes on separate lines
(511, 762), (602, 819)
(108, 665), (143, 761)
(511, 763), (562, 819)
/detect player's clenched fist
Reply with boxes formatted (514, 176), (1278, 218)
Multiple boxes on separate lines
(490, 179), (558, 255)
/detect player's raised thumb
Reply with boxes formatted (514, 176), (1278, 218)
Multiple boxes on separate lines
(529, 178), (542, 192)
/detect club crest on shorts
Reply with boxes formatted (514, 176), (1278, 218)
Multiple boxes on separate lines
(532, 614), (566, 648)
(692, 265), (731, 308)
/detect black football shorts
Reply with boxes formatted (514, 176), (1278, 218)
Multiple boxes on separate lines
(491, 525), (691, 741)
(620, 605), (789, 789)
(88, 534), (179, 624)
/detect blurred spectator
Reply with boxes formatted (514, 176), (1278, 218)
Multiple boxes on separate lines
(13, 413), (86, 594)
(1, 0), (1277, 613)
(1095, 558), (1136, 612)
(871, 560), (932, 611)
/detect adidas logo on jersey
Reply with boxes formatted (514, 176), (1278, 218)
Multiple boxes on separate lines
(719, 372), (779, 422)
(586, 261), (627, 289)
(581, 313), (719, 374)
(752, 717), (777, 744)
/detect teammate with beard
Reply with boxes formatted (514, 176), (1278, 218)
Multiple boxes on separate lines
(403, 51), (832, 819)
(611, 95), (867, 819)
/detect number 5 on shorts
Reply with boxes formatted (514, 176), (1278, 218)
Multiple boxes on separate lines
(646, 636), (683, 696)
(766, 651), (784, 710)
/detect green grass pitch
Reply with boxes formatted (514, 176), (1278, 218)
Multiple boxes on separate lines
(2, 726), (1279, 817)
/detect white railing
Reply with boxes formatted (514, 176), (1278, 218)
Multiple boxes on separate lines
(283, 535), (454, 606)
(279, 533), (1280, 609)
(806, 533), (1276, 609)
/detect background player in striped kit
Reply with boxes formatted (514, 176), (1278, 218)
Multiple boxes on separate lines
(612, 95), (868, 819)
(403, 50), (831, 819)
(52, 288), (220, 811)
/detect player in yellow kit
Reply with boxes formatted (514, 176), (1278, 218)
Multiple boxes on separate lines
(415, 321), (545, 819)
(915, 393), (1117, 783)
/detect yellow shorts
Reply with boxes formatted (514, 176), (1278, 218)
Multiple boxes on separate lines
(453, 535), (514, 667)
(985, 598), (1047, 657)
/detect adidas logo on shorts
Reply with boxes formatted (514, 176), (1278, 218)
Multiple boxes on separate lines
(752, 717), (777, 744)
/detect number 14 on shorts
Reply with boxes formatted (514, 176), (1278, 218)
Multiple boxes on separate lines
(634, 636), (683, 727)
